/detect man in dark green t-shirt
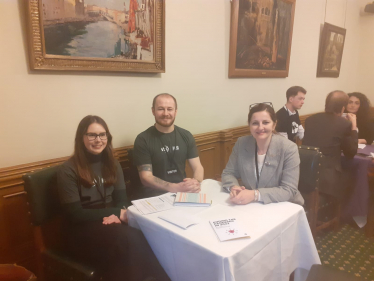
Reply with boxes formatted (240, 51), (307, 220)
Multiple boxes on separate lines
(134, 93), (204, 199)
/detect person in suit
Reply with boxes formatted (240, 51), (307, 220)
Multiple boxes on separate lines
(346, 92), (374, 145)
(222, 103), (304, 205)
(303, 90), (358, 198)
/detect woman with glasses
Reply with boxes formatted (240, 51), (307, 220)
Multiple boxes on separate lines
(57, 115), (169, 281)
(346, 92), (374, 145)
(221, 103), (304, 205)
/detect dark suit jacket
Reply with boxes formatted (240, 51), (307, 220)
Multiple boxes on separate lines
(302, 112), (358, 197)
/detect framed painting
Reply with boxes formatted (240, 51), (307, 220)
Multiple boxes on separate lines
(26, 0), (165, 73)
(316, 22), (346, 78)
(228, 0), (296, 78)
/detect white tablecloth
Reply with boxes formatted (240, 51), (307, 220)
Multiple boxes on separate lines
(128, 179), (321, 281)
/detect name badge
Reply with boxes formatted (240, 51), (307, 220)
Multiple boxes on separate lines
(167, 169), (178, 175)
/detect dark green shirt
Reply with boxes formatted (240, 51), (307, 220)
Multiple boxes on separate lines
(57, 154), (128, 224)
(134, 125), (199, 197)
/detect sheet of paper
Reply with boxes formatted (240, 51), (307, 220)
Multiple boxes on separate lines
(131, 193), (175, 215)
(358, 144), (366, 149)
(210, 217), (250, 242)
(159, 210), (202, 230)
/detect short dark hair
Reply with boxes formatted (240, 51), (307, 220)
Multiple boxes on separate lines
(73, 115), (116, 187)
(248, 103), (277, 124)
(152, 93), (177, 109)
(286, 86), (307, 102)
(325, 90), (348, 114)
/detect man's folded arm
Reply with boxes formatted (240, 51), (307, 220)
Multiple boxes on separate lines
(137, 164), (178, 193)
(188, 157), (204, 182)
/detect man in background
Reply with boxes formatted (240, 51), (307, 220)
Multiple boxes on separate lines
(303, 90), (358, 198)
(133, 93), (204, 199)
(276, 86), (307, 143)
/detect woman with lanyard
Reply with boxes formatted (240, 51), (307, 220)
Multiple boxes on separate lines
(221, 103), (304, 205)
(57, 115), (169, 281)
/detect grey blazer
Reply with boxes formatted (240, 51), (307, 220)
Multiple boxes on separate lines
(222, 134), (304, 205)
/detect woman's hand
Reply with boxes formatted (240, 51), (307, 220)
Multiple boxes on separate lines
(120, 209), (128, 224)
(358, 139), (367, 144)
(347, 113), (357, 130)
(230, 188), (255, 205)
(102, 214), (121, 225)
(229, 186), (245, 198)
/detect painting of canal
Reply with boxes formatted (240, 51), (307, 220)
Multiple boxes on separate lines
(42, 0), (154, 61)
(235, 0), (294, 71)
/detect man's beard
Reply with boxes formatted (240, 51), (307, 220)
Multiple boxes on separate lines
(155, 117), (175, 128)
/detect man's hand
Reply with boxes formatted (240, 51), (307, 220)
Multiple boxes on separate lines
(102, 214), (121, 225)
(174, 178), (201, 193)
(347, 113), (357, 130)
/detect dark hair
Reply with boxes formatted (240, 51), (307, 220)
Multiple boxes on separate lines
(248, 103), (277, 124)
(325, 90), (348, 114)
(152, 93), (178, 109)
(73, 115), (116, 187)
(348, 92), (371, 125)
(286, 86), (307, 102)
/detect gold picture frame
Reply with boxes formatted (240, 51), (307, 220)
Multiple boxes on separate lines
(25, 0), (165, 73)
(228, 0), (296, 78)
(316, 22), (346, 78)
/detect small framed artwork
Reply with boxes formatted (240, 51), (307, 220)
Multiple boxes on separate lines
(228, 0), (296, 78)
(25, 0), (165, 73)
(316, 22), (346, 78)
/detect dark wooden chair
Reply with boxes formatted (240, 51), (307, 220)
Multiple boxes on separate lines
(123, 148), (143, 201)
(365, 175), (374, 237)
(305, 264), (364, 281)
(298, 145), (341, 237)
(23, 166), (101, 281)
(0, 264), (37, 281)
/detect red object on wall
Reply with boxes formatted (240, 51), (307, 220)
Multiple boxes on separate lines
(128, 0), (138, 33)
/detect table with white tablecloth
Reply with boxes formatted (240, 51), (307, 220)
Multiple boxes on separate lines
(127, 179), (320, 281)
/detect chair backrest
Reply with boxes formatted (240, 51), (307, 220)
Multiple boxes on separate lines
(298, 145), (322, 194)
(123, 148), (142, 201)
(23, 165), (61, 226)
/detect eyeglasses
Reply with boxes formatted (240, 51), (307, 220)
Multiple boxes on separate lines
(85, 133), (107, 141)
(249, 102), (273, 110)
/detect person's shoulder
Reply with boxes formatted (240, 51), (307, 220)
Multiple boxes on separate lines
(175, 125), (192, 135)
(273, 134), (298, 151)
(306, 112), (324, 119)
(237, 135), (253, 145)
(58, 157), (77, 176)
(135, 126), (156, 142)
(276, 107), (287, 116)
(175, 126), (195, 140)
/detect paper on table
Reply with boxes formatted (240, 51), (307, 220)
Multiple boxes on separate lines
(159, 210), (202, 230)
(210, 218), (250, 242)
(131, 193), (175, 215)
(358, 144), (366, 149)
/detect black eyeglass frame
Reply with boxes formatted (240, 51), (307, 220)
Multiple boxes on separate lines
(85, 133), (108, 141)
(249, 102), (274, 111)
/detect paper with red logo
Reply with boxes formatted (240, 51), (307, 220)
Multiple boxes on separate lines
(209, 218), (250, 242)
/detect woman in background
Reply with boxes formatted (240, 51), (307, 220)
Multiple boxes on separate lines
(346, 92), (374, 144)
(57, 115), (169, 281)
(222, 103), (304, 205)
